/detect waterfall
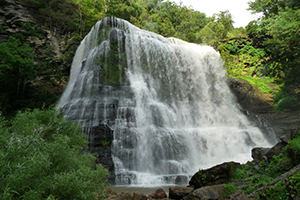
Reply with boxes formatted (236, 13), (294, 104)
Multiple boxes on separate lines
(57, 17), (274, 186)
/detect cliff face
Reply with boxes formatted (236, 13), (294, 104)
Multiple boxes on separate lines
(229, 77), (300, 141)
(0, 0), (78, 103)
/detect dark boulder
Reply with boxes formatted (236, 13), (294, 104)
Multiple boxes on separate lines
(265, 141), (286, 161)
(251, 147), (270, 164)
(169, 186), (194, 200)
(132, 193), (147, 200)
(188, 184), (225, 200)
(148, 188), (167, 199)
(225, 190), (249, 200)
(189, 162), (241, 189)
(106, 192), (133, 200)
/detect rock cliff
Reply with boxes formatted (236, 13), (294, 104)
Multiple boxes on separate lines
(0, 0), (78, 103)
(229, 77), (300, 140)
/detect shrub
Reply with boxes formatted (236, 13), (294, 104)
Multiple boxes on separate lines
(0, 109), (109, 200)
(222, 183), (238, 197)
(259, 181), (290, 200)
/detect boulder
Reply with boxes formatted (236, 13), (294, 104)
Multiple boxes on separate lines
(106, 192), (133, 200)
(169, 186), (194, 200)
(132, 193), (147, 200)
(148, 188), (167, 199)
(251, 147), (270, 164)
(225, 190), (249, 200)
(280, 128), (299, 144)
(265, 142), (286, 161)
(188, 184), (225, 200)
(189, 162), (241, 189)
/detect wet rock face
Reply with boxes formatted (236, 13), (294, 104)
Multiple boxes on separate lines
(229, 77), (300, 140)
(83, 124), (115, 183)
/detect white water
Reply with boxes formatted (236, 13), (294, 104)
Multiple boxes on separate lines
(57, 17), (274, 186)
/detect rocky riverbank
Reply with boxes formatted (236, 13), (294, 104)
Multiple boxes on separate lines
(105, 129), (300, 199)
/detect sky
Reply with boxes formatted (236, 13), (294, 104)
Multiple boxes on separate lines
(172, 0), (260, 28)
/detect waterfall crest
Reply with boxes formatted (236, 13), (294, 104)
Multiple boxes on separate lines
(57, 17), (274, 186)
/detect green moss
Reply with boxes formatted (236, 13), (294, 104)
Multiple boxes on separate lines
(97, 26), (113, 45)
(96, 29), (127, 86)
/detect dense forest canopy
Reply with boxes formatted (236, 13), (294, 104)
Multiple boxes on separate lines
(20, 0), (243, 43)
(0, 0), (299, 115)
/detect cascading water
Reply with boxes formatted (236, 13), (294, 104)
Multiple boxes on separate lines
(57, 17), (274, 186)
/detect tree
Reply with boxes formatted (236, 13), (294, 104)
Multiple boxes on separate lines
(260, 8), (300, 92)
(0, 109), (109, 199)
(74, 0), (106, 36)
(247, 0), (299, 18)
(213, 10), (234, 38)
(197, 21), (225, 43)
(247, 1), (300, 110)
(248, 0), (283, 17)
(0, 36), (36, 114)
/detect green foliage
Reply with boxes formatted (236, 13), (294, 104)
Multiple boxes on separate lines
(239, 76), (276, 94)
(246, 2), (300, 111)
(21, 0), (78, 33)
(288, 171), (300, 197)
(216, 38), (271, 79)
(275, 95), (297, 112)
(0, 36), (36, 114)
(247, 0), (284, 17)
(198, 10), (235, 43)
(222, 183), (238, 197)
(0, 109), (109, 199)
(0, 25), (9, 31)
(260, 181), (291, 200)
(230, 168), (249, 181)
(21, 22), (45, 39)
(227, 130), (300, 197)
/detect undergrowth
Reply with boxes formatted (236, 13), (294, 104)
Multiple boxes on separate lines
(216, 37), (299, 111)
(0, 109), (109, 199)
(227, 130), (300, 199)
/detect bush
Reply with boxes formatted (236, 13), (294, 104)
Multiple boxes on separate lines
(0, 109), (109, 199)
(222, 183), (238, 197)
